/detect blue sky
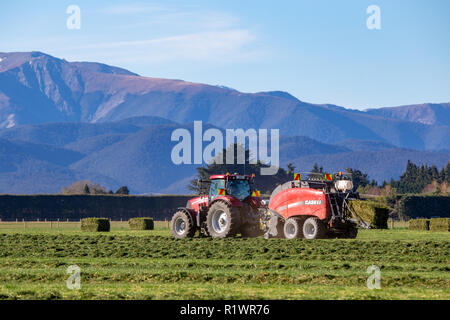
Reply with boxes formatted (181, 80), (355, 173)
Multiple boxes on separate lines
(1, 0), (449, 109)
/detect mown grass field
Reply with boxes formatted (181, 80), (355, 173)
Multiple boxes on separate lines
(0, 221), (448, 300)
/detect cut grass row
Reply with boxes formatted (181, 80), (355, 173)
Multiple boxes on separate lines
(0, 233), (448, 263)
(2, 282), (448, 300)
(0, 257), (447, 286)
(0, 255), (448, 299)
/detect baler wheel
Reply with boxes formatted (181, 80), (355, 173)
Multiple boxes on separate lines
(171, 210), (196, 239)
(283, 218), (304, 239)
(303, 217), (327, 239)
(206, 201), (241, 238)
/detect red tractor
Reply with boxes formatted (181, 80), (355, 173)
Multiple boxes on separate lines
(170, 173), (264, 239)
(262, 172), (362, 239)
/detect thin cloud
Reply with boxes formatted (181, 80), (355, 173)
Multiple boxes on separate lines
(67, 29), (262, 64)
(106, 10), (240, 32)
(100, 3), (167, 15)
(8, 5), (267, 67)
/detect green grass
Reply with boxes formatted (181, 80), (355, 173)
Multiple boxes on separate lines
(0, 221), (448, 300)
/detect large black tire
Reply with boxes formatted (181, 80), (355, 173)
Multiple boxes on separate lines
(283, 217), (304, 239)
(302, 217), (327, 239)
(171, 210), (196, 239)
(240, 224), (264, 238)
(206, 201), (241, 238)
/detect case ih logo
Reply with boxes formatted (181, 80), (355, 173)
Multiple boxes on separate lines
(304, 200), (323, 205)
(277, 199), (323, 212)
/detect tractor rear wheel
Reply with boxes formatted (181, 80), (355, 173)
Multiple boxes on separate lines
(171, 210), (196, 239)
(303, 217), (327, 239)
(283, 218), (304, 239)
(206, 201), (241, 238)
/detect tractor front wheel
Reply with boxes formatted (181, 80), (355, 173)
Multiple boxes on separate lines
(303, 217), (327, 239)
(206, 201), (241, 238)
(171, 210), (196, 239)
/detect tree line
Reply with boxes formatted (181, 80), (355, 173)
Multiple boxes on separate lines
(388, 160), (450, 194)
(188, 143), (450, 196)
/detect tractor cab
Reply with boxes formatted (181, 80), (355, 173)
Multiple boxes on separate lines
(208, 174), (254, 201)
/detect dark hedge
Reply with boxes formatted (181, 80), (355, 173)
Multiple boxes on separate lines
(398, 195), (450, 219)
(0, 195), (192, 221)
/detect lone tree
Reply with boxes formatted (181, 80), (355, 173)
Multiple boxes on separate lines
(286, 163), (295, 174)
(83, 184), (90, 194)
(311, 163), (323, 173)
(115, 186), (130, 195)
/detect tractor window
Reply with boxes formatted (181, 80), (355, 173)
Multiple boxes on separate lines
(209, 180), (225, 198)
(227, 180), (251, 201)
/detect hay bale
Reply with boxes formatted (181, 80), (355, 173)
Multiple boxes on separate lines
(347, 200), (389, 229)
(408, 219), (430, 231)
(129, 217), (154, 230)
(429, 218), (450, 232)
(81, 218), (110, 232)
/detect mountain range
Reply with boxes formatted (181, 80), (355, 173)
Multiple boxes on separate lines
(0, 51), (449, 194)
